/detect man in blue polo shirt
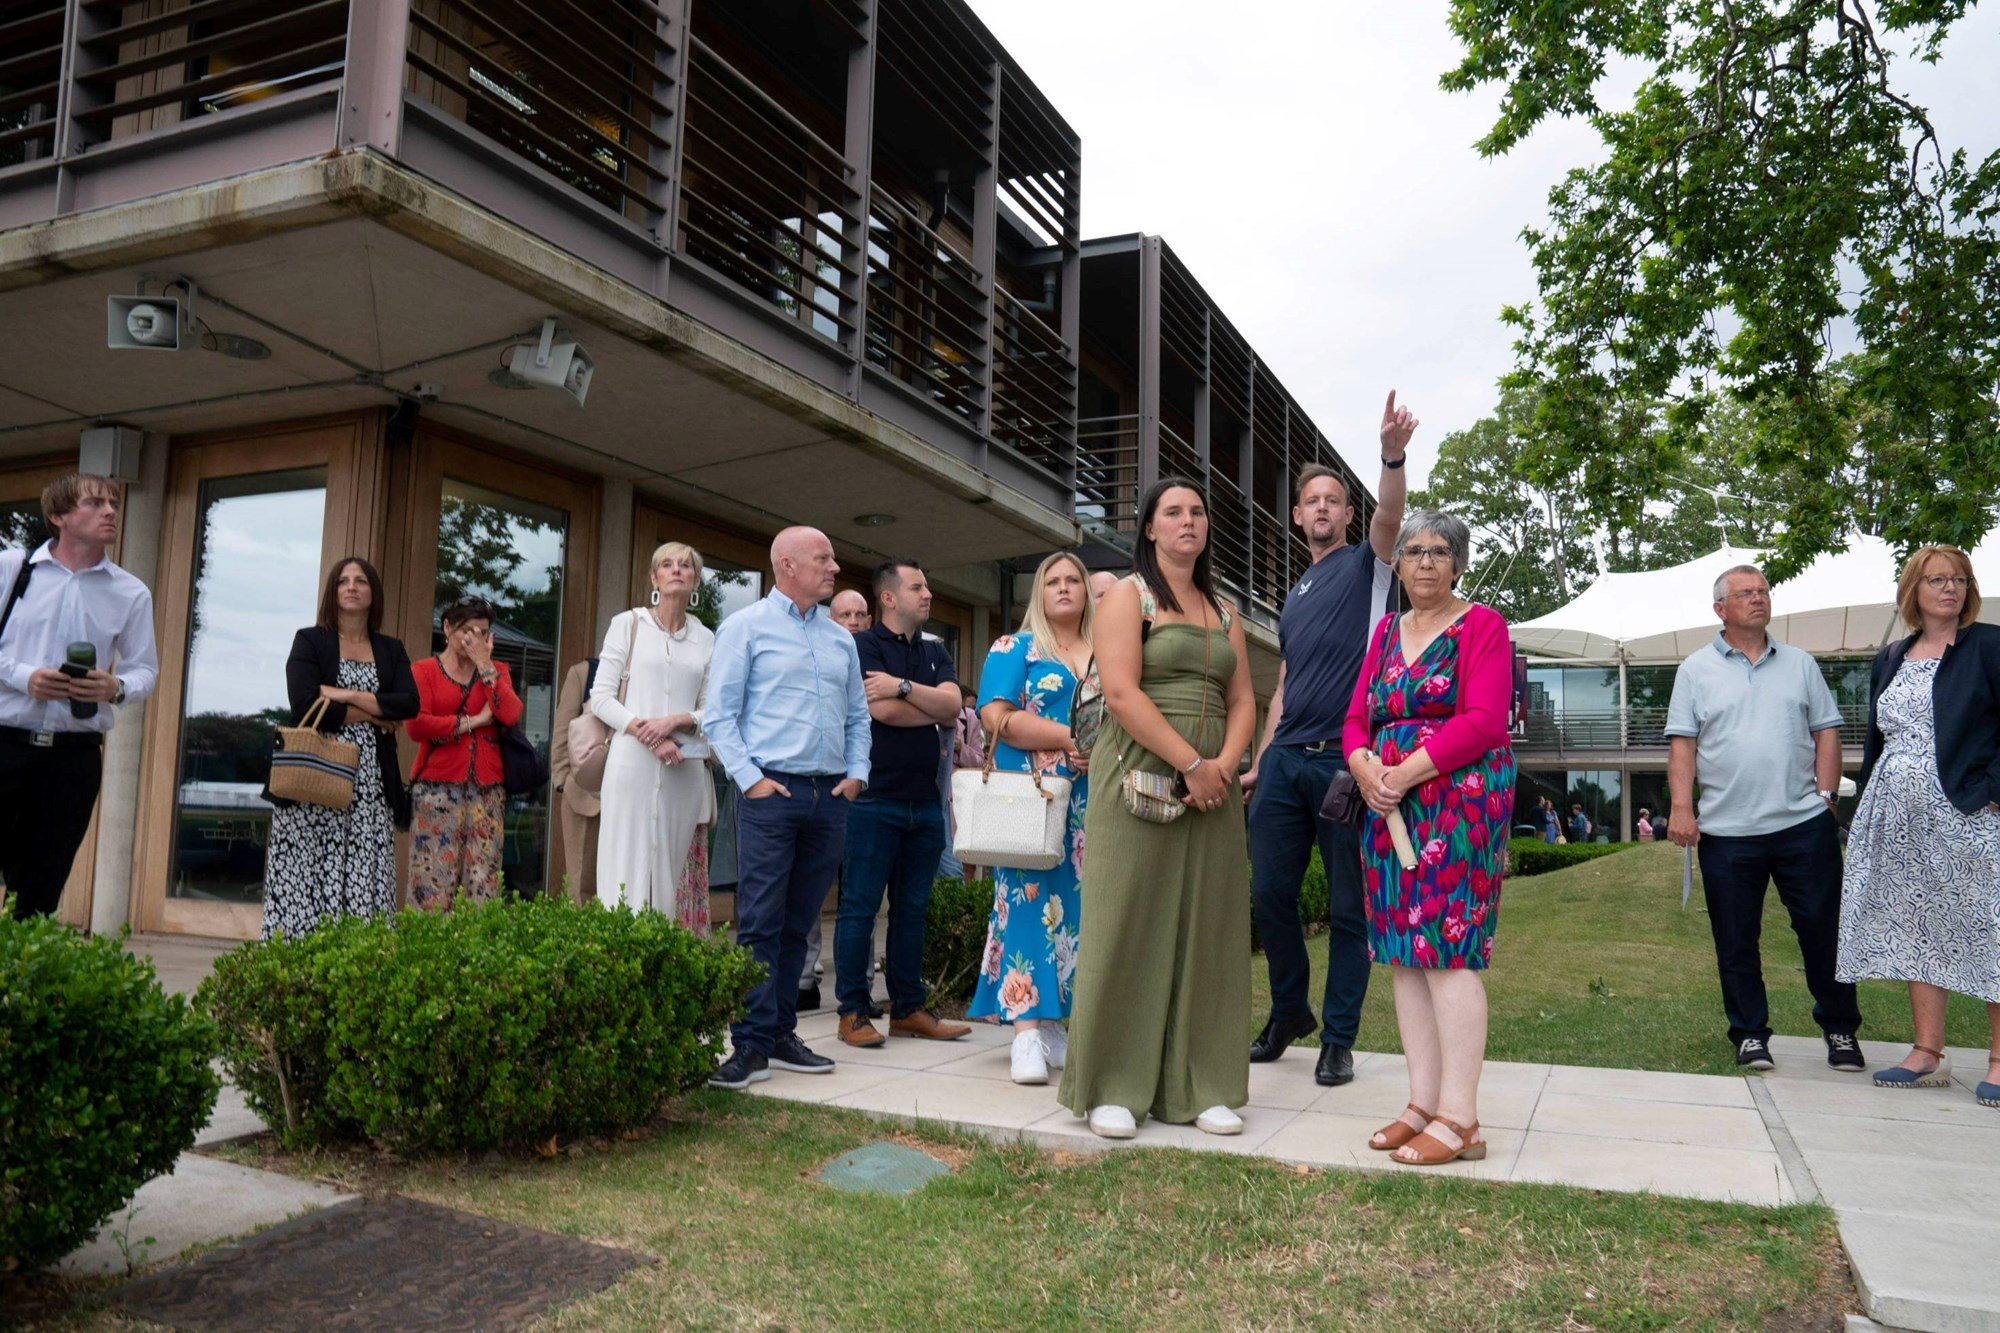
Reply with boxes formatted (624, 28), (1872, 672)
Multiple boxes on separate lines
(1244, 391), (1415, 1087)
(835, 559), (970, 1046)
(1666, 563), (1864, 1072)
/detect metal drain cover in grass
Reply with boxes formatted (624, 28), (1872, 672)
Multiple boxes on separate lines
(817, 1141), (951, 1195)
(114, 1195), (649, 1332)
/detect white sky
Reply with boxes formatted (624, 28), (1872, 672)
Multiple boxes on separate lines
(970, 2), (2000, 492)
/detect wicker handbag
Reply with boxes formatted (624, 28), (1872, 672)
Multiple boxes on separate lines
(950, 713), (1072, 870)
(566, 610), (640, 796)
(267, 696), (360, 811)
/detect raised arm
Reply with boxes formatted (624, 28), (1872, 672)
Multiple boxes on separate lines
(1368, 390), (1416, 562)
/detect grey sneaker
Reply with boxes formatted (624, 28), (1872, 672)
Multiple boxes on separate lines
(1735, 1037), (1775, 1071)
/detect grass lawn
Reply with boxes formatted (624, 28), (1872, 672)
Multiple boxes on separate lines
(1253, 841), (1993, 1076)
(177, 1093), (1848, 1332)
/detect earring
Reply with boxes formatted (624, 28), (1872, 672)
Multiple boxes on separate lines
(649, 588), (660, 606)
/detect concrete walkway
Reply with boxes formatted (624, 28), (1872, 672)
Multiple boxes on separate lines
(93, 936), (2000, 1331)
(748, 1015), (2000, 1332)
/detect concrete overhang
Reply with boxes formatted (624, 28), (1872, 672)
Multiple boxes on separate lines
(0, 151), (1083, 598)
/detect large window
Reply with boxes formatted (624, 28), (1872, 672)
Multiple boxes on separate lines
(429, 478), (569, 899)
(167, 469), (329, 907)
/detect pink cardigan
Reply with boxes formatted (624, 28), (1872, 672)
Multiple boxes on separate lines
(1341, 603), (1513, 775)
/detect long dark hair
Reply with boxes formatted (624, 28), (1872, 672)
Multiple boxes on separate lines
(316, 556), (384, 635)
(1131, 476), (1217, 618)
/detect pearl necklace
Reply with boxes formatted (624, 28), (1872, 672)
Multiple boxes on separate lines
(651, 606), (692, 641)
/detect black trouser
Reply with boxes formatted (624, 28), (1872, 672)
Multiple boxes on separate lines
(0, 731), (103, 919)
(1695, 808), (1861, 1045)
(1249, 743), (1370, 1047)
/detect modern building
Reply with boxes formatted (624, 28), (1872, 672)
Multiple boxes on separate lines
(0, 1), (1373, 940)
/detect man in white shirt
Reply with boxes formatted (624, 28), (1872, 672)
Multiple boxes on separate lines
(0, 473), (158, 918)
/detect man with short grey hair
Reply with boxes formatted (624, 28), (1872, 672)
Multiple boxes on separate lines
(1665, 564), (1863, 1072)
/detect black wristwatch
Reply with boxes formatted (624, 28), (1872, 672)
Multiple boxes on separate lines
(897, 678), (912, 699)
(1382, 454), (1406, 470)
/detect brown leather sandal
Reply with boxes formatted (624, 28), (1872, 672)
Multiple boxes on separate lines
(1369, 1102), (1435, 1151)
(1392, 1116), (1486, 1166)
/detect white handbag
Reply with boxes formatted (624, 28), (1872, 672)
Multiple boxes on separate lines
(950, 714), (1072, 870)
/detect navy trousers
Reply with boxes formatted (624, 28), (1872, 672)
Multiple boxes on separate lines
(730, 773), (849, 1055)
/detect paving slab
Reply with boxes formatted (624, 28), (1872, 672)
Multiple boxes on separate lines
(58, 1153), (354, 1277)
(1781, 1110), (2000, 1167)
(1542, 1064), (1755, 1108)
(1307, 1061), (1546, 1130)
(1021, 1104), (1298, 1158)
(1837, 1209), (2000, 1333)
(1510, 1130), (1794, 1205)
(1529, 1091), (1773, 1151)
(1804, 1151), (2000, 1227)
(826, 1069), (1077, 1130)
(1253, 1109), (1526, 1182)
(1765, 1077), (1992, 1128)
(194, 1081), (268, 1148)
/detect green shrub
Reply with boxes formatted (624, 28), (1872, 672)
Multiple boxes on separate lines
(1509, 841), (1632, 877)
(197, 899), (760, 1154)
(922, 876), (993, 1011)
(1, 916), (219, 1273)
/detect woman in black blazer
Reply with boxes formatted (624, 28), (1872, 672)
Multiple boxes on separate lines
(1837, 545), (2000, 1106)
(261, 556), (418, 939)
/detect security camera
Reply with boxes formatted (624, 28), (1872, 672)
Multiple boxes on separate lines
(107, 295), (183, 350)
(506, 317), (593, 406)
(409, 382), (443, 404)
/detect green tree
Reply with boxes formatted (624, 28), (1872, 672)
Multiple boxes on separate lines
(1444, 0), (2000, 577)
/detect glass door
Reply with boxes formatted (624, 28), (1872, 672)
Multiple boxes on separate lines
(166, 470), (329, 911)
(430, 477), (569, 898)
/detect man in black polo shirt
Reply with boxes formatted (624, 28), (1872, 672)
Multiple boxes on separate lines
(1243, 392), (1415, 1085)
(835, 559), (971, 1046)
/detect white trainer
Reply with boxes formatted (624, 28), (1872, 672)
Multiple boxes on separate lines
(1088, 1105), (1138, 1139)
(1010, 1029), (1049, 1084)
(1195, 1105), (1243, 1136)
(1039, 1023), (1068, 1069)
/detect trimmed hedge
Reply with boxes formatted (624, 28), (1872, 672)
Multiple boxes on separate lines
(197, 899), (760, 1154)
(1, 916), (219, 1273)
(922, 875), (992, 1010)
(1509, 841), (1633, 877)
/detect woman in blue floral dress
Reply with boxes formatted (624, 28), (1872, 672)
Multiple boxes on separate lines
(1344, 511), (1516, 1167)
(969, 552), (1094, 1085)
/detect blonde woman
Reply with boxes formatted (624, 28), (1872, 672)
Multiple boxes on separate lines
(592, 542), (716, 933)
(1841, 545), (2000, 1104)
(969, 551), (1095, 1084)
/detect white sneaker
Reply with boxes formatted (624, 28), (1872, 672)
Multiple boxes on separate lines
(1088, 1105), (1138, 1139)
(1038, 1023), (1068, 1069)
(1010, 1029), (1049, 1084)
(1196, 1105), (1243, 1136)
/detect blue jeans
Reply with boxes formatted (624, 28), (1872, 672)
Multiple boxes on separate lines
(731, 773), (849, 1056)
(1695, 809), (1860, 1044)
(836, 795), (947, 1018)
(1249, 743), (1370, 1047)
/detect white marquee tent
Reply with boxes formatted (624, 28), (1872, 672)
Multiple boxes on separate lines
(1510, 534), (2000, 661)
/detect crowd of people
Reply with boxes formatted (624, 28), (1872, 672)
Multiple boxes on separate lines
(6, 412), (1997, 1139)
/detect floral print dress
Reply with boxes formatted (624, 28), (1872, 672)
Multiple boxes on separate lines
(968, 632), (1089, 1023)
(1357, 614), (1516, 969)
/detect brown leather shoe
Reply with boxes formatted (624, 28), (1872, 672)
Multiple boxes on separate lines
(838, 1013), (885, 1048)
(889, 1009), (970, 1041)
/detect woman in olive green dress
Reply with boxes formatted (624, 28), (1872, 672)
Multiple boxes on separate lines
(1058, 478), (1258, 1138)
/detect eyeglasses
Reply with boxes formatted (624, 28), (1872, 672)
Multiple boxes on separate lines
(1922, 575), (1971, 591)
(1399, 545), (1453, 566)
(1720, 588), (1769, 602)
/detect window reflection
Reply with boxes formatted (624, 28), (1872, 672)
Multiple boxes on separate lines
(431, 478), (567, 898)
(169, 470), (328, 904)
(0, 499), (40, 551)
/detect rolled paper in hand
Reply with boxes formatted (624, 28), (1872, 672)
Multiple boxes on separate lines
(1359, 749), (1420, 871)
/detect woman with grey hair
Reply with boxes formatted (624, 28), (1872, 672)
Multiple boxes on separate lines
(1342, 508), (1517, 1165)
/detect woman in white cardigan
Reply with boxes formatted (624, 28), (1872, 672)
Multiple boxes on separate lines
(591, 541), (717, 932)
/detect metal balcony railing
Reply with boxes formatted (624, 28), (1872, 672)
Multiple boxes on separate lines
(405, 0), (673, 226)
(677, 35), (859, 338)
(1514, 704), (1871, 753)
(1075, 414), (1138, 538)
(0, 1), (64, 167)
(865, 187), (986, 424)
(990, 286), (1074, 479)
(70, 0), (348, 149)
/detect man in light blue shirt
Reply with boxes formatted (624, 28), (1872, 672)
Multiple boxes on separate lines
(1665, 563), (1863, 1073)
(702, 526), (870, 1089)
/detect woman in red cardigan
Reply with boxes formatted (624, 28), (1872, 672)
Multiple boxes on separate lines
(406, 596), (524, 909)
(1343, 510), (1516, 1167)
